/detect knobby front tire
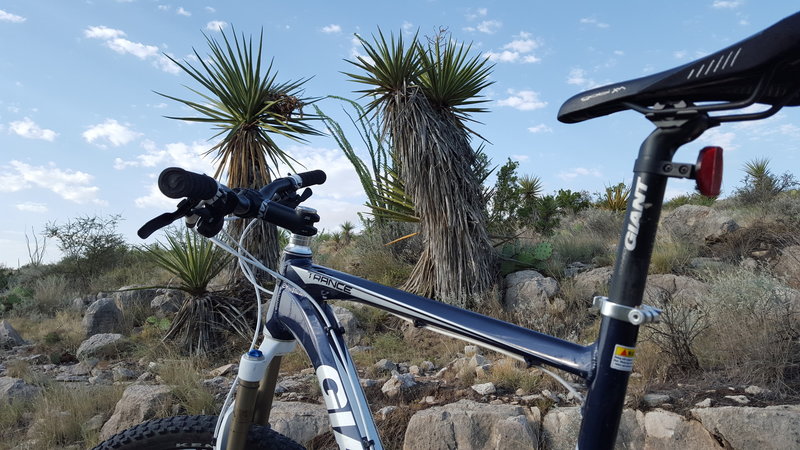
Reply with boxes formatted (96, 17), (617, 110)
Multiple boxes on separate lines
(92, 414), (305, 450)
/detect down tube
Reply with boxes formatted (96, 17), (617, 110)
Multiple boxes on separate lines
(270, 284), (382, 450)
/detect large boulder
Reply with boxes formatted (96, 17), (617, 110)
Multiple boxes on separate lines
(150, 289), (184, 318)
(643, 409), (720, 450)
(573, 266), (614, 296)
(0, 377), (40, 403)
(643, 274), (710, 306)
(99, 384), (173, 440)
(111, 286), (159, 314)
(82, 298), (124, 337)
(773, 245), (800, 289)
(403, 399), (539, 450)
(541, 407), (648, 450)
(76, 333), (133, 360)
(0, 320), (27, 348)
(503, 270), (559, 312)
(268, 401), (330, 445)
(661, 205), (739, 244)
(331, 305), (363, 347)
(692, 405), (800, 449)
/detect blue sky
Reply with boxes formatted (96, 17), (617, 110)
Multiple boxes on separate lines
(1, 1), (799, 267)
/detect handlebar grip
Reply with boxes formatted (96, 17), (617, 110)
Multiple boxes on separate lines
(158, 167), (219, 199)
(296, 170), (327, 187)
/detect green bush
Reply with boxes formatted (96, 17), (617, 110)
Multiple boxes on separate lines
(664, 192), (716, 209)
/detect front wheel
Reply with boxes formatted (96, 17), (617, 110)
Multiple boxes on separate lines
(92, 414), (305, 450)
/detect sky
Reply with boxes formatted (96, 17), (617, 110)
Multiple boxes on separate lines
(1, 1), (799, 268)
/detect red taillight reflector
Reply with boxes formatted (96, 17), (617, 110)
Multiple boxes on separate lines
(696, 146), (723, 197)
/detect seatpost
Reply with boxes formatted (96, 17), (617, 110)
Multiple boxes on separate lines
(577, 114), (712, 449)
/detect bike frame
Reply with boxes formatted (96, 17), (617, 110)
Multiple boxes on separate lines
(215, 115), (714, 450)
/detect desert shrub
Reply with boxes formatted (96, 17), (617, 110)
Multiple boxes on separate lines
(696, 269), (800, 391)
(664, 192), (717, 209)
(733, 158), (798, 206)
(554, 189), (592, 214)
(642, 288), (707, 377)
(649, 231), (699, 274)
(768, 190), (800, 228)
(0, 286), (32, 314)
(708, 220), (798, 264)
(574, 207), (625, 241)
(597, 182), (630, 212)
(549, 228), (612, 273)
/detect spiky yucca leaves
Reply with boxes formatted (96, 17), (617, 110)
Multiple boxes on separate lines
(146, 229), (250, 355)
(347, 30), (496, 307)
(159, 28), (321, 273)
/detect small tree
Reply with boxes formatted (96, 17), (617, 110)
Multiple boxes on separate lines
(44, 214), (127, 287)
(735, 157), (798, 205)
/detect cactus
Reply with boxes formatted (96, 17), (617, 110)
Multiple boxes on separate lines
(499, 241), (552, 275)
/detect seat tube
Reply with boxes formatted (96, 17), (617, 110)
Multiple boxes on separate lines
(577, 117), (711, 449)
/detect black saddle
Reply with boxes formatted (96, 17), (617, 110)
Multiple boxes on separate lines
(558, 12), (800, 124)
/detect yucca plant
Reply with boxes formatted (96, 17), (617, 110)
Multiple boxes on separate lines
(146, 229), (250, 355)
(599, 182), (631, 212)
(158, 28), (321, 275)
(346, 29), (496, 307)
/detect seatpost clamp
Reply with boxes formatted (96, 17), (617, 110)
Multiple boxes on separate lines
(593, 296), (662, 325)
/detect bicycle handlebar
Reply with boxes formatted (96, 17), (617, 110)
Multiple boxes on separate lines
(138, 167), (325, 239)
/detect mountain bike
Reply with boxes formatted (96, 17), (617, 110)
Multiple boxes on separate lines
(95, 11), (800, 450)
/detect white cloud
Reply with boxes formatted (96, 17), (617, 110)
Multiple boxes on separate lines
(281, 146), (363, 201)
(158, 5), (170, 11)
(528, 124), (553, 134)
(321, 24), (342, 34)
(119, 140), (216, 174)
(402, 21), (414, 33)
(466, 8), (488, 20)
(558, 167), (603, 181)
(712, 0), (742, 8)
(476, 20), (502, 34)
(566, 68), (599, 89)
(497, 90), (547, 111)
(176, 7), (191, 16)
(84, 25), (125, 40)
(106, 38), (159, 59)
(16, 202), (47, 213)
(205, 6), (216, 13)
(697, 127), (737, 150)
(84, 25), (176, 74)
(206, 20), (227, 31)
(83, 119), (141, 147)
(511, 154), (530, 162)
(580, 17), (610, 28)
(135, 183), (181, 209)
(9, 117), (57, 141)
(485, 32), (541, 63)
(0, 9), (25, 23)
(673, 50), (688, 59)
(0, 161), (106, 205)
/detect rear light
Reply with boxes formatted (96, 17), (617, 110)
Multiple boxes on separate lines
(695, 146), (723, 197)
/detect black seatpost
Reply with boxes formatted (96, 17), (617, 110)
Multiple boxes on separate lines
(577, 114), (713, 449)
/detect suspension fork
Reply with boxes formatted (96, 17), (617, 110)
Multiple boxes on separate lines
(577, 115), (712, 449)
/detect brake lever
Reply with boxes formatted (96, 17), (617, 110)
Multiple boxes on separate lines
(137, 199), (195, 239)
(275, 188), (313, 209)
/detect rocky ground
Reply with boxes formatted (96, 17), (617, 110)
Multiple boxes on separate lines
(1, 204), (799, 449)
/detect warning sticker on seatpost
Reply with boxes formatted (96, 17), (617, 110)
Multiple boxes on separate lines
(610, 344), (636, 372)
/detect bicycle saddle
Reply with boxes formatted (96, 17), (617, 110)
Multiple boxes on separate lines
(558, 11), (800, 123)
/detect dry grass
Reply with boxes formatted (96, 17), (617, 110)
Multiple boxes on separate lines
(649, 231), (699, 274)
(483, 358), (542, 393)
(156, 357), (219, 415)
(8, 309), (85, 362)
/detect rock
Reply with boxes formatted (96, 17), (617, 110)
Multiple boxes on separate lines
(724, 395), (749, 404)
(695, 398), (713, 408)
(542, 407), (645, 450)
(0, 377), (40, 403)
(471, 382), (497, 395)
(692, 405), (800, 450)
(150, 289), (183, 318)
(111, 286), (159, 313)
(112, 366), (137, 382)
(564, 262), (594, 278)
(99, 384), (172, 440)
(83, 414), (106, 433)
(209, 363), (237, 377)
(744, 385), (770, 396)
(331, 305), (364, 347)
(0, 320), (27, 348)
(573, 266), (614, 296)
(268, 401), (329, 444)
(661, 205), (739, 244)
(773, 245), (800, 288)
(643, 393), (671, 407)
(464, 345), (478, 356)
(377, 405), (398, 420)
(643, 274), (710, 305)
(381, 372), (416, 398)
(82, 298), (124, 337)
(643, 408), (720, 450)
(76, 333), (132, 360)
(374, 359), (396, 373)
(689, 257), (727, 272)
(503, 270), (559, 312)
(403, 399), (539, 450)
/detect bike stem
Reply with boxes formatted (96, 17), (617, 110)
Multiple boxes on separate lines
(577, 114), (712, 449)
